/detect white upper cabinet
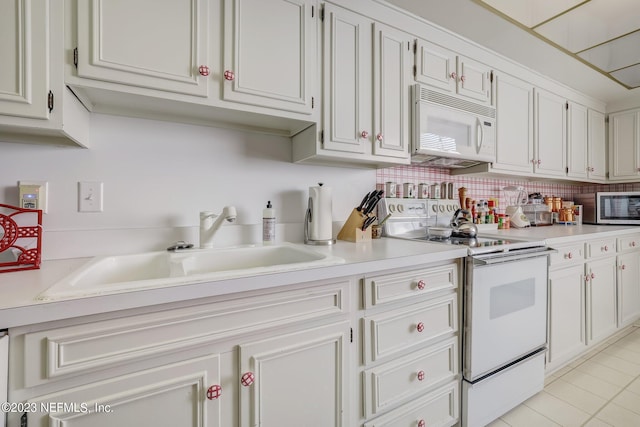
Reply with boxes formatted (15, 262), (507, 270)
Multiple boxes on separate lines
(566, 101), (588, 180)
(492, 72), (534, 173)
(0, 0), (49, 119)
(534, 88), (566, 177)
(414, 39), (492, 104)
(372, 22), (411, 159)
(293, 3), (410, 166)
(587, 109), (607, 181)
(609, 110), (640, 181)
(317, 3), (369, 155)
(0, 0), (89, 147)
(223, 0), (315, 114)
(75, 0), (209, 97)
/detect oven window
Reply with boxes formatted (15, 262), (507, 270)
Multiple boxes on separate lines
(489, 278), (535, 320)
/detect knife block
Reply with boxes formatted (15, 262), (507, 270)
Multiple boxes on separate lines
(337, 209), (372, 242)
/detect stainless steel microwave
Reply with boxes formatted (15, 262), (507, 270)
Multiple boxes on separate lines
(574, 192), (640, 225)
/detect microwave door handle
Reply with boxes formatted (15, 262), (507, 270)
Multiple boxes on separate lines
(476, 118), (484, 154)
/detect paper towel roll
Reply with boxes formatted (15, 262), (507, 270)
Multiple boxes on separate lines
(309, 184), (333, 241)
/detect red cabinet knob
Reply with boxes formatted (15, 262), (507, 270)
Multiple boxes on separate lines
(241, 372), (255, 387)
(417, 280), (426, 290)
(376, 133), (383, 142)
(198, 65), (210, 76)
(450, 72), (457, 80)
(416, 322), (425, 333)
(417, 370), (425, 381)
(361, 131), (369, 139)
(418, 420), (426, 427)
(224, 70), (235, 81)
(621, 264), (626, 270)
(206, 384), (222, 400)
(591, 272), (596, 279)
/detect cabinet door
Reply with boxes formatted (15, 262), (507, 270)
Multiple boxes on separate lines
(238, 321), (349, 427)
(547, 266), (586, 368)
(566, 101), (588, 180)
(492, 72), (534, 173)
(20, 353), (222, 427)
(618, 252), (640, 327)
(586, 258), (618, 344)
(372, 23), (411, 160)
(456, 56), (491, 104)
(321, 4), (370, 154)
(223, 0), (314, 114)
(0, 0), (49, 119)
(75, 0), (209, 97)
(534, 88), (566, 177)
(588, 109), (607, 181)
(609, 111), (640, 180)
(414, 39), (456, 93)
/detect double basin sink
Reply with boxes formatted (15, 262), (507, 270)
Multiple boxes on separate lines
(37, 243), (344, 300)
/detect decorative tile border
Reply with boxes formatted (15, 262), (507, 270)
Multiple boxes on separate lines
(376, 166), (640, 211)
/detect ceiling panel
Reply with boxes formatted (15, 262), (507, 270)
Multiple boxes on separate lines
(579, 31), (640, 72)
(475, 0), (640, 88)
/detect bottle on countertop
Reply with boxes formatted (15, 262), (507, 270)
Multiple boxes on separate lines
(263, 201), (276, 244)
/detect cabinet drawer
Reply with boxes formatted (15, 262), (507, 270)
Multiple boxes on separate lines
(363, 264), (458, 308)
(363, 381), (459, 427)
(618, 234), (640, 252)
(363, 337), (458, 418)
(22, 281), (349, 387)
(549, 242), (584, 268)
(586, 237), (616, 258)
(364, 293), (457, 363)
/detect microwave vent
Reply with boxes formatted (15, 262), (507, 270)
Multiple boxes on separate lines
(418, 87), (496, 119)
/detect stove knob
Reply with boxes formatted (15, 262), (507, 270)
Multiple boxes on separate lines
(439, 205), (445, 213)
(388, 204), (396, 213)
(397, 204), (404, 213)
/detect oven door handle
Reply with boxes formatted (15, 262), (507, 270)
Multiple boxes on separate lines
(471, 247), (557, 265)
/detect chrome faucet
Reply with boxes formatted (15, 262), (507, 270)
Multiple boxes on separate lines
(200, 206), (237, 248)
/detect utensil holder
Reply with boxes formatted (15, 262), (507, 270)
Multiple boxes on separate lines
(337, 209), (373, 242)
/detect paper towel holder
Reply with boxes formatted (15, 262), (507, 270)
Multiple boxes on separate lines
(304, 196), (336, 246)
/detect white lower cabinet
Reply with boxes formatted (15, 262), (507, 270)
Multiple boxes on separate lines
(8, 279), (352, 427)
(24, 353), (225, 426)
(548, 265), (585, 369)
(547, 233), (640, 374)
(238, 321), (349, 427)
(617, 235), (640, 327)
(361, 262), (460, 427)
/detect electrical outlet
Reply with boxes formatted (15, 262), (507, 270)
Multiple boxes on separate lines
(18, 181), (48, 213)
(78, 182), (104, 212)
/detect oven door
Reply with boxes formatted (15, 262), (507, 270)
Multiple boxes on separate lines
(463, 252), (549, 382)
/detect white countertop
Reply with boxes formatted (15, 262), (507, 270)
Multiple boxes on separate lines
(0, 239), (467, 328)
(2, 224), (638, 329)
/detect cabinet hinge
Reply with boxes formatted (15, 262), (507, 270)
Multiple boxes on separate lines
(311, 5), (314, 18)
(47, 91), (54, 113)
(566, 166), (569, 173)
(320, 130), (324, 145)
(413, 40), (417, 54)
(21, 412), (28, 427)
(490, 71), (494, 83)
(320, 5), (324, 21)
(73, 47), (78, 68)
(566, 102), (569, 110)
(350, 328), (353, 343)
(606, 172), (610, 179)
(413, 65), (417, 77)
(312, 96), (314, 109)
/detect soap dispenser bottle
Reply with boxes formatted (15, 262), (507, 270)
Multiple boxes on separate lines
(263, 201), (275, 244)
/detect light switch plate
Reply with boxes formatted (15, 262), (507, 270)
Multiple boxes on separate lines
(78, 182), (103, 212)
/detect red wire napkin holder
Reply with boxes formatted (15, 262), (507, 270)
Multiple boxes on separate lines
(0, 204), (42, 273)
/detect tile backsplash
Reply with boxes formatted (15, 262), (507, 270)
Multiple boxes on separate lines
(377, 165), (640, 210)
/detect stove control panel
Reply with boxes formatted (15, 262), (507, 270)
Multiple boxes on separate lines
(380, 198), (430, 218)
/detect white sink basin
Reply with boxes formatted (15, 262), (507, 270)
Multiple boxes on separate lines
(37, 243), (344, 300)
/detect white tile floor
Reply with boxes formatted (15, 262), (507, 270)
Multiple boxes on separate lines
(488, 323), (640, 427)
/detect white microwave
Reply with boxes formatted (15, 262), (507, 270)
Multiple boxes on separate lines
(411, 84), (496, 168)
